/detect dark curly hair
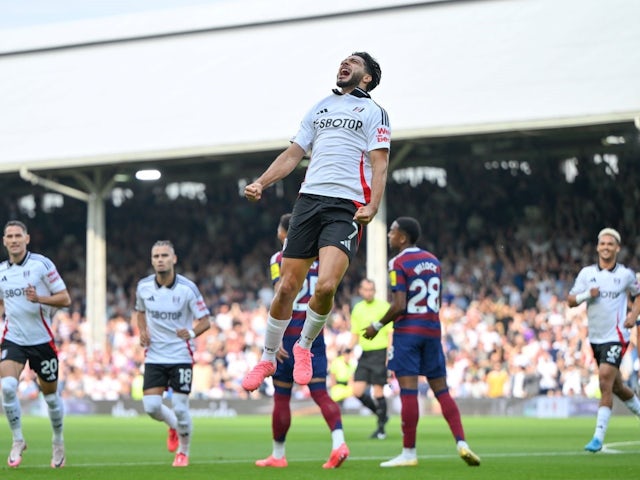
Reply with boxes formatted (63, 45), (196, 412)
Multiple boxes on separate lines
(352, 51), (382, 91)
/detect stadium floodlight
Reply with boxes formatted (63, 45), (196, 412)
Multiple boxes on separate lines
(602, 135), (625, 145)
(135, 169), (161, 181)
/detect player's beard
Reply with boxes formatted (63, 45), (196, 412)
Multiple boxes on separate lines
(337, 71), (364, 90)
(156, 267), (173, 278)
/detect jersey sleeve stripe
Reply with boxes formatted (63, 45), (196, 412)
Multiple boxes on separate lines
(29, 253), (54, 270)
(374, 103), (389, 126)
(176, 275), (202, 297)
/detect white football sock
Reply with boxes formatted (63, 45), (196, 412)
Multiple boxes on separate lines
(298, 307), (329, 349)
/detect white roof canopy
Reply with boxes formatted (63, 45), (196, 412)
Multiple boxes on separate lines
(0, 0), (638, 172)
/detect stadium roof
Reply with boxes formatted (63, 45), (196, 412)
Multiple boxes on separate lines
(0, 0), (639, 176)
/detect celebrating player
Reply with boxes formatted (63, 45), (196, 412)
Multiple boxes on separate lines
(567, 228), (640, 452)
(255, 213), (349, 469)
(242, 52), (390, 396)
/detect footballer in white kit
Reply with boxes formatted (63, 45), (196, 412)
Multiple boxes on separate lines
(242, 54), (390, 441)
(134, 240), (210, 467)
(568, 227), (640, 454)
(0, 252), (68, 348)
(135, 274), (210, 366)
(569, 263), (640, 346)
(0, 220), (71, 469)
(294, 86), (391, 205)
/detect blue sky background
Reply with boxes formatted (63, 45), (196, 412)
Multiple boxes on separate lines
(0, 0), (227, 28)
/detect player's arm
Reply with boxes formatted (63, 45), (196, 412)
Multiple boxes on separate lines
(135, 310), (151, 347)
(363, 289), (405, 339)
(245, 143), (306, 201)
(567, 271), (599, 307)
(26, 286), (71, 308)
(567, 288), (599, 308)
(177, 314), (211, 340)
(354, 148), (389, 225)
(366, 148), (390, 214)
(624, 294), (640, 329)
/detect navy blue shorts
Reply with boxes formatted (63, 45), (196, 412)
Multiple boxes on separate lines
(388, 334), (446, 379)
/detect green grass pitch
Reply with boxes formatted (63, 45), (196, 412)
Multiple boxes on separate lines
(3, 413), (639, 479)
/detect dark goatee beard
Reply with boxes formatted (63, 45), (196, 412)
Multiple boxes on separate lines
(336, 73), (363, 90)
(337, 79), (356, 89)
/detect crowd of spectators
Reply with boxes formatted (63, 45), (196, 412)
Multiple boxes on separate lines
(5, 154), (640, 404)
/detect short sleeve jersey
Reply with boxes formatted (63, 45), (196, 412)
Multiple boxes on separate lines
(292, 87), (391, 204)
(135, 274), (210, 364)
(270, 251), (323, 346)
(0, 252), (67, 346)
(569, 263), (640, 344)
(388, 246), (442, 339)
(350, 297), (392, 351)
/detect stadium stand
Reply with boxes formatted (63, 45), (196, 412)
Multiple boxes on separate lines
(5, 154), (640, 404)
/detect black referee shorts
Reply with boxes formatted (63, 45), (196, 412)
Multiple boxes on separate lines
(354, 349), (388, 385)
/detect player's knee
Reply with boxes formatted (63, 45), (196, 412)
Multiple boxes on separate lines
(142, 395), (163, 418)
(313, 279), (338, 302)
(351, 383), (365, 397)
(172, 393), (190, 419)
(1, 377), (18, 401)
(612, 380), (627, 397)
(43, 392), (61, 409)
(276, 278), (303, 303)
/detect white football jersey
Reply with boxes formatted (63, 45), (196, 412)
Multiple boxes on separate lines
(569, 263), (640, 344)
(293, 87), (391, 204)
(0, 252), (68, 346)
(135, 274), (210, 364)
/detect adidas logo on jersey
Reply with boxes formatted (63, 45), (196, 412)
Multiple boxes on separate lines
(0, 276), (6, 282)
(146, 295), (155, 301)
(316, 108), (328, 115)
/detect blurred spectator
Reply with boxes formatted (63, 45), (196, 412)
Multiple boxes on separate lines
(3, 153), (640, 404)
(192, 352), (215, 400)
(328, 348), (356, 404)
(485, 362), (509, 398)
